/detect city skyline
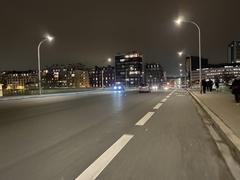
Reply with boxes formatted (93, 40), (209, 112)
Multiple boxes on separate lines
(0, 0), (240, 75)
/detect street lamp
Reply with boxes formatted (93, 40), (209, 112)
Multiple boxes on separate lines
(37, 34), (54, 95)
(175, 16), (202, 92)
(178, 51), (183, 57)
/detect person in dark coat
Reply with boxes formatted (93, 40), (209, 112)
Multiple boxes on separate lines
(208, 79), (213, 92)
(202, 79), (207, 94)
(231, 77), (240, 102)
(215, 78), (220, 91)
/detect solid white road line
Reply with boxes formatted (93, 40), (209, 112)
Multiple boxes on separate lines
(75, 134), (134, 180)
(153, 103), (163, 110)
(135, 112), (155, 126)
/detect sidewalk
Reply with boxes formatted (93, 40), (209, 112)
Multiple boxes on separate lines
(193, 91), (240, 138)
(190, 90), (240, 161)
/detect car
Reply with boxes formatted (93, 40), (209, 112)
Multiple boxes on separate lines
(150, 85), (159, 91)
(113, 84), (125, 91)
(139, 84), (151, 93)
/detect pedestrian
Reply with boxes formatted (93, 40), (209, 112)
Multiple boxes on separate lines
(202, 78), (207, 94)
(208, 79), (213, 92)
(206, 79), (210, 92)
(215, 78), (220, 91)
(231, 77), (240, 103)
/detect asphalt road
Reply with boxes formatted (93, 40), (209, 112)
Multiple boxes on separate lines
(0, 90), (234, 180)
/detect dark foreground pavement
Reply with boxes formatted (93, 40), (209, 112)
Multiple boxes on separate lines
(0, 90), (234, 180)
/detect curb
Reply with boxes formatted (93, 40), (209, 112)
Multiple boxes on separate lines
(189, 91), (240, 163)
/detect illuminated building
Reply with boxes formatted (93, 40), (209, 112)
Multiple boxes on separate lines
(115, 52), (143, 87)
(89, 66), (115, 87)
(228, 41), (240, 63)
(145, 63), (164, 86)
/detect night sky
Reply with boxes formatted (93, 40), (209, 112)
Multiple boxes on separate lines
(0, 0), (240, 75)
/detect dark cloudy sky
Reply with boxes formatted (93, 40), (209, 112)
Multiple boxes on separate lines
(0, 0), (240, 75)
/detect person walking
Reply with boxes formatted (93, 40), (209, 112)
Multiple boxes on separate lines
(215, 78), (220, 91)
(208, 79), (213, 92)
(202, 79), (207, 94)
(231, 77), (240, 103)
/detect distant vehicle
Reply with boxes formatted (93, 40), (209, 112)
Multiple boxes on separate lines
(113, 84), (125, 91)
(150, 85), (159, 91)
(139, 84), (151, 93)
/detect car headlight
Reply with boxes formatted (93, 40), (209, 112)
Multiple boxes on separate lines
(118, 86), (122, 90)
(113, 86), (117, 90)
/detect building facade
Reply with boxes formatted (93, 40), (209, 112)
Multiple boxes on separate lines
(42, 63), (90, 88)
(185, 56), (209, 84)
(115, 52), (143, 87)
(0, 70), (38, 91)
(228, 41), (240, 63)
(191, 63), (240, 84)
(89, 66), (115, 88)
(145, 63), (164, 86)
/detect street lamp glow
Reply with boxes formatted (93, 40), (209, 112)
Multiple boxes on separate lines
(108, 58), (112, 63)
(175, 17), (183, 25)
(179, 63), (182, 67)
(178, 51), (183, 57)
(46, 35), (54, 42)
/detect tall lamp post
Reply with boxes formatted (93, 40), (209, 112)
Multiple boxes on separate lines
(37, 35), (54, 95)
(175, 17), (202, 92)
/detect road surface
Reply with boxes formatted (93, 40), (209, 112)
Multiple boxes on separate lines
(0, 90), (234, 180)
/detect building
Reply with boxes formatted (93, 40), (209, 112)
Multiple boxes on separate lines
(89, 66), (115, 88)
(185, 56), (209, 71)
(185, 56), (209, 84)
(115, 52), (143, 87)
(0, 70), (38, 91)
(73, 70), (90, 88)
(228, 41), (240, 63)
(42, 63), (90, 88)
(145, 63), (164, 86)
(191, 63), (240, 84)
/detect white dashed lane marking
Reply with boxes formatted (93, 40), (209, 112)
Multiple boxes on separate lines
(135, 112), (155, 126)
(75, 134), (134, 180)
(153, 103), (163, 110)
(161, 98), (167, 103)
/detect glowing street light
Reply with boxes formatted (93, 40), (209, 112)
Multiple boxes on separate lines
(37, 34), (54, 95)
(178, 51), (183, 57)
(46, 35), (54, 42)
(107, 58), (112, 63)
(175, 17), (183, 26)
(175, 16), (202, 92)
